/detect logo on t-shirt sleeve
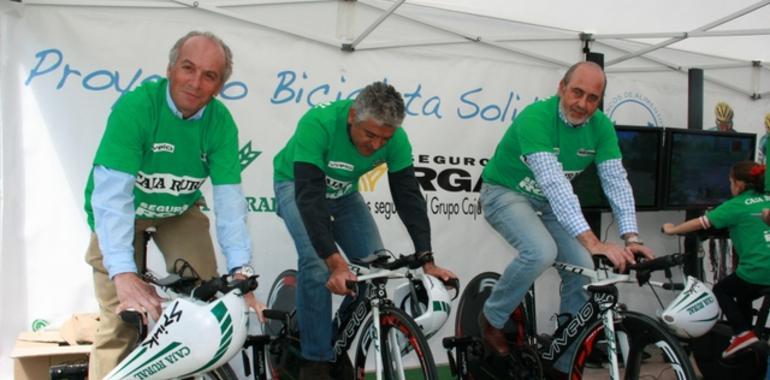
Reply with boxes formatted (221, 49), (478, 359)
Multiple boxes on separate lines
(328, 161), (354, 172)
(152, 143), (175, 153)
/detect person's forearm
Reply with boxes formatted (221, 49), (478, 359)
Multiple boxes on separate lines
(92, 165), (138, 278)
(576, 229), (601, 252)
(389, 166), (431, 253)
(213, 184), (252, 271)
(666, 218), (706, 235)
(294, 162), (337, 258)
(527, 152), (589, 236)
(597, 159), (638, 236)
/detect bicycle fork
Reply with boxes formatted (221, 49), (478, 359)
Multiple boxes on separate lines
(371, 299), (384, 380)
(370, 298), (407, 380)
(601, 308), (621, 380)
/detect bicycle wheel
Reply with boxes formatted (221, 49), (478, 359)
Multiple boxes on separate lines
(264, 269), (297, 336)
(263, 269), (302, 380)
(568, 310), (697, 380)
(455, 272), (500, 339)
(182, 363), (238, 380)
(454, 272), (540, 380)
(354, 305), (438, 380)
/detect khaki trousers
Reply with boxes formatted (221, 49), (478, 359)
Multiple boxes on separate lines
(85, 205), (218, 379)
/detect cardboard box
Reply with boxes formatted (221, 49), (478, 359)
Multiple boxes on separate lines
(11, 331), (91, 380)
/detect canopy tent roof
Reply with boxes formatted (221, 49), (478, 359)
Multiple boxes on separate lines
(18, 0), (770, 98)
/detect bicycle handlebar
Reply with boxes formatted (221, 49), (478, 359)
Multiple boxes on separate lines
(146, 272), (259, 301)
(628, 253), (683, 273)
(190, 275), (259, 302)
(628, 254), (684, 287)
(373, 251), (434, 271)
(118, 274), (259, 338)
(120, 310), (147, 341)
(574, 253), (686, 289)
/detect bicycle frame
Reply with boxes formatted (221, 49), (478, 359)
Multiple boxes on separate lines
(445, 254), (697, 380)
(331, 260), (415, 380)
(545, 260), (686, 379)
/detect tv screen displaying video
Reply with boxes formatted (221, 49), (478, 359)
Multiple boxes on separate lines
(663, 128), (756, 209)
(572, 125), (663, 211)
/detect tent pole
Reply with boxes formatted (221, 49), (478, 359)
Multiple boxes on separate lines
(683, 68), (705, 280)
(358, 0), (569, 67)
(343, 0), (405, 51)
(584, 52), (604, 239)
(598, 40), (758, 98)
(597, 28), (770, 40)
(170, 0), (340, 48)
(607, 0), (770, 66)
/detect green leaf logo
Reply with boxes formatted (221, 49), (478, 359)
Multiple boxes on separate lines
(239, 141), (261, 171)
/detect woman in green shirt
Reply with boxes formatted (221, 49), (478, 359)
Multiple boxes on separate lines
(663, 160), (770, 358)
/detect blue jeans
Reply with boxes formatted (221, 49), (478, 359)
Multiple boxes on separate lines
(480, 183), (593, 371)
(274, 181), (384, 362)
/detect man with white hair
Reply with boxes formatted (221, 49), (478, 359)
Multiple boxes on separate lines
(84, 31), (264, 378)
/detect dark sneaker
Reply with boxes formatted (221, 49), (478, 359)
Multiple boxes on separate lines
(478, 312), (510, 356)
(722, 330), (759, 358)
(544, 366), (568, 380)
(332, 353), (354, 380)
(299, 359), (334, 380)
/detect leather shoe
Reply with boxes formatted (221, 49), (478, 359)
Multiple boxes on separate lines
(544, 366), (569, 380)
(478, 312), (510, 356)
(299, 359), (334, 380)
(331, 353), (354, 380)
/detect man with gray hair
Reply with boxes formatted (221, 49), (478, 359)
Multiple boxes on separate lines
(84, 31), (263, 378)
(273, 81), (457, 379)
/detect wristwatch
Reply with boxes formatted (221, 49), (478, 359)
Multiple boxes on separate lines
(624, 235), (644, 246)
(230, 264), (256, 278)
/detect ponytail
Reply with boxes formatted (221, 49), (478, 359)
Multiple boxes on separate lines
(731, 161), (765, 194)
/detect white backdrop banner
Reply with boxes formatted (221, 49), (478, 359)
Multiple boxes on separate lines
(2, 3), (770, 378)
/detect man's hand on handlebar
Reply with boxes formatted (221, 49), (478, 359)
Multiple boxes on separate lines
(589, 241), (636, 273)
(114, 272), (166, 322)
(325, 252), (357, 296)
(422, 261), (458, 284)
(625, 243), (654, 262)
(232, 272), (267, 323)
(578, 230), (655, 272)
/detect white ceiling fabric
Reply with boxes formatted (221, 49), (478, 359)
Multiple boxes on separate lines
(22, 0), (768, 98)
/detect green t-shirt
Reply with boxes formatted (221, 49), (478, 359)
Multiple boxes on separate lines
(707, 190), (770, 285)
(84, 79), (241, 230)
(482, 96), (621, 200)
(273, 100), (413, 198)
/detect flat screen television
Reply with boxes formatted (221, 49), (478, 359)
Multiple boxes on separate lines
(662, 128), (756, 210)
(571, 125), (664, 211)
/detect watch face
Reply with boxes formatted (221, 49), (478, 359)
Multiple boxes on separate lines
(238, 265), (255, 277)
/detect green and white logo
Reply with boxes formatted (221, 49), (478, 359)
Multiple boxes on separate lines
(239, 141), (261, 171)
(31, 319), (49, 332)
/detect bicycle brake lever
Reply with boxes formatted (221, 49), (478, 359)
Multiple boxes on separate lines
(442, 278), (461, 300)
(119, 310), (147, 341)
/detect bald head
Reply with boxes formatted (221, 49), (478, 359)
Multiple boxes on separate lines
(561, 61), (606, 96)
(557, 61), (606, 125)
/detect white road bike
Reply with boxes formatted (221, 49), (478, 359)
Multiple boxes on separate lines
(104, 259), (258, 380)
